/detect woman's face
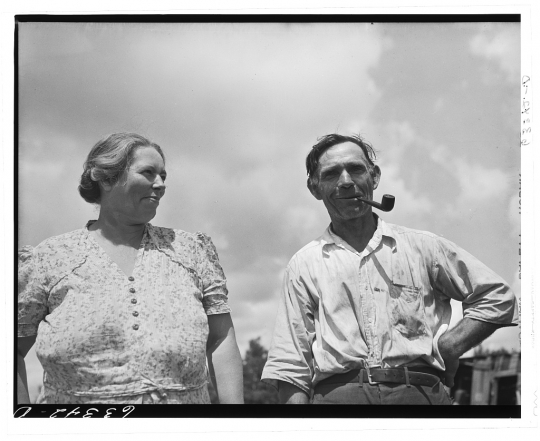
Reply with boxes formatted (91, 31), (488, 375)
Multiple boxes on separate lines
(103, 146), (167, 224)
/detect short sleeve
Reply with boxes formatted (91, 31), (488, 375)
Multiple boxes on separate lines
(18, 246), (49, 337)
(195, 232), (231, 316)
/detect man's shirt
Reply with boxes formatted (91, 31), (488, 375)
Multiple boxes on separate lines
(261, 216), (518, 394)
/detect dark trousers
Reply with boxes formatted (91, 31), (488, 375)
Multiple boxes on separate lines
(312, 381), (452, 404)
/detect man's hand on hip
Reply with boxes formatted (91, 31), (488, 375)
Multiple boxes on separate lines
(437, 318), (502, 388)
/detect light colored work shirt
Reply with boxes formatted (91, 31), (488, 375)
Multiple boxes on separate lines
(261, 215), (518, 394)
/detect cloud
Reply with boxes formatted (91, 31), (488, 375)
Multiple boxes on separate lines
(469, 24), (520, 83)
(507, 192), (521, 237)
(17, 22), (521, 396)
(453, 158), (509, 202)
(376, 161), (434, 217)
(428, 143), (509, 207)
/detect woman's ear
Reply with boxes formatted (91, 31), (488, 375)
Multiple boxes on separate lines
(99, 180), (113, 192)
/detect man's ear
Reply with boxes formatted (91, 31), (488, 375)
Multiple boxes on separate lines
(371, 165), (381, 190)
(307, 178), (322, 200)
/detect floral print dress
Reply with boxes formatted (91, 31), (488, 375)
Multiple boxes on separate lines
(18, 222), (231, 404)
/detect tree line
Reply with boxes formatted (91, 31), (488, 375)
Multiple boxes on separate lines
(208, 337), (279, 404)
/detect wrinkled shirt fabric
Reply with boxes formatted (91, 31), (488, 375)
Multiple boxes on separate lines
(261, 215), (518, 394)
(18, 222), (230, 404)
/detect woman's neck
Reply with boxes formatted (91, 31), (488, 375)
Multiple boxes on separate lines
(89, 212), (146, 249)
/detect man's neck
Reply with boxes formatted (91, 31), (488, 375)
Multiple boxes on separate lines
(330, 211), (378, 254)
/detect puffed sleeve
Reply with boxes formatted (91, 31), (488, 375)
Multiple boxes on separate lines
(261, 263), (316, 395)
(195, 232), (231, 315)
(433, 236), (518, 326)
(18, 246), (48, 337)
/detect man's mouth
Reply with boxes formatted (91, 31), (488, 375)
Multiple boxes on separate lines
(337, 195), (364, 200)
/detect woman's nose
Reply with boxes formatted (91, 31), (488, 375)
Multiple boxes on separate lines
(153, 176), (166, 190)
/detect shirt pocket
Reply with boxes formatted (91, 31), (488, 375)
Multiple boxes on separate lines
(389, 284), (428, 339)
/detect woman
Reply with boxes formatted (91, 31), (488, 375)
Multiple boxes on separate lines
(17, 133), (244, 404)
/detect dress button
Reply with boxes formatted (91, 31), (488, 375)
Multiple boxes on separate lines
(133, 311), (139, 317)
(128, 276), (135, 281)
(133, 324), (139, 330)
(131, 298), (137, 304)
(129, 288), (136, 293)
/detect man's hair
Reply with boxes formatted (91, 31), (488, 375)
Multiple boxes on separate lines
(305, 134), (377, 184)
(78, 132), (165, 204)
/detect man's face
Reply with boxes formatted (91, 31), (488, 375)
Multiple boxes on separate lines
(309, 142), (380, 222)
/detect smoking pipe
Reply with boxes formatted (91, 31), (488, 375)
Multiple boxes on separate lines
(357, 194), (395, 212)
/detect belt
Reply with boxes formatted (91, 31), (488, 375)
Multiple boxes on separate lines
(317, 366), (445, 388)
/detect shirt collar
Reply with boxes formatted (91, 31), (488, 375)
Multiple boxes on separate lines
(321, 214), (397, 254)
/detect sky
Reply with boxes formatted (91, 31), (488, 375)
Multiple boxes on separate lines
(16, 20), (522, 401)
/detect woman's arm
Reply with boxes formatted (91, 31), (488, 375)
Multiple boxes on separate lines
(206, 313), (244, 404)
(17, 336), (36, 404)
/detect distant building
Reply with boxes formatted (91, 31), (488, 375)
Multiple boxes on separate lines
(451, 352), (520, 405)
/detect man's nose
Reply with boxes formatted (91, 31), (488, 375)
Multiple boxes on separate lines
(337, 170), (353, 187)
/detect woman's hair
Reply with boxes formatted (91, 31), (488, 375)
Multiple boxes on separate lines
(78, 132), (165, 204)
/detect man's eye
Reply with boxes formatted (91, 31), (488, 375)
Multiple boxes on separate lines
(160, 175), (167, 182)
(350, 166), (366, 174)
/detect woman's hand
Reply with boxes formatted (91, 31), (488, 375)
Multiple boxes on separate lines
(206, 313), (244, 403)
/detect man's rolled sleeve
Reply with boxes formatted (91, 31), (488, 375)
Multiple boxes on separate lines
(261, 265), (315, 395)
(434, 237), (518, 326)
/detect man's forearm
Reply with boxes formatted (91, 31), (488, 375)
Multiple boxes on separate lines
(438, 317), (501, 359)
(437, 317), (501, 387)
(278, 381), (310, 404)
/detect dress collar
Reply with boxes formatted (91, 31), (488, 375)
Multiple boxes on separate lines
(83, 220), (152, 248)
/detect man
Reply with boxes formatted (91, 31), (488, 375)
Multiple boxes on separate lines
(261, 134), (518, 404)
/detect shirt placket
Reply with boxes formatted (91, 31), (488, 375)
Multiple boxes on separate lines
(125, 245), (146, 374)
(359, 255), (380, 368)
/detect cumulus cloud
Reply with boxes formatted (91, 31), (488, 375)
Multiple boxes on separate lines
(507, 192), (521, 237)
(428, 143), (510, 211)
(17, 22), (520, 395)
(469, 24), (520, 83)
(376, 161), (434, 217)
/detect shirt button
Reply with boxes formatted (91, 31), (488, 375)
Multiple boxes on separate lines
(133, 311), (139, 317)
(133, 324), (139, 330)
(131, 298), (137, 304)
(128, 276), (135, 281)
(129, 288), (136, 293)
